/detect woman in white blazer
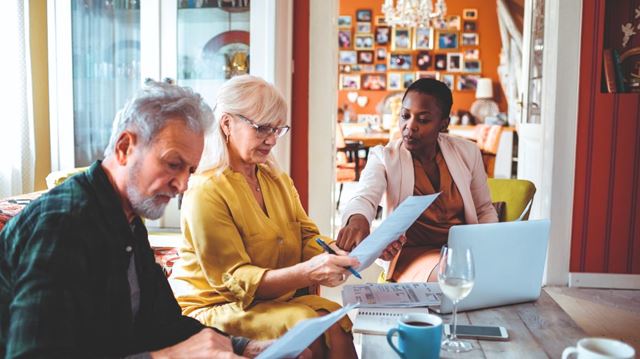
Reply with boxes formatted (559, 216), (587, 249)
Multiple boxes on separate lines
(336, 78), (498, 282)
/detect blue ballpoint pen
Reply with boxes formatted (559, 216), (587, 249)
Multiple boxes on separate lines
(315, 238), (362, 279)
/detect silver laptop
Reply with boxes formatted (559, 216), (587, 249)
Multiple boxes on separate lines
(433, 219), (551, 314)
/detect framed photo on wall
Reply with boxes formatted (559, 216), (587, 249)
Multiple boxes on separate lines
(338, 29), (352, 49)
(461, 33), (479, 46)
(339, 50), (357, 64)
(434, 53), (447, 70)
(375, 15), (387, 25)
(413, 27), (434, 50)
(375, 26), (390, 45)
(387, 72), (402, 90)
(338, 15), (352, 28)
(354, 34), (374, 50)
(437, 31), (458, 49)
(416, 71), (440, 80)
(358, 50), (374, 64)
(463, 59), (481, 73)
(356, 9), (372, 22)
(457, 74), (480, 91)
(416, 51), (432, 70)
(375, 63), (387, 72)
(339, 74), (360, 89)
(463, 8), (478, 20)
(402, 72), (416, 89)
(447, 53), (463, 72)
(391, 26), (412, 51)
(441, 74), (454, 90)
(446, 15), (461, 30)
(464, 48), (480, 59)
(376, 47), (387, 60)
(389, 53), (413, 70)
(463, 20), (477, 32)
(356, 22), (372, 34)
(362, 73), (387, 90)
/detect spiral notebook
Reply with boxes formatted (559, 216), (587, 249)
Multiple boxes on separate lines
(352, 307), (429, 335)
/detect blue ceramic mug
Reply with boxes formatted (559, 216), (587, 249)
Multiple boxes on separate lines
(386, 313), (443, 359)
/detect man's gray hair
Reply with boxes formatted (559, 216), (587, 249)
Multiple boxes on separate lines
(104, 80), (214, 157)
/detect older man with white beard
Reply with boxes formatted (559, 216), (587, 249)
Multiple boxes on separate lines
(0, 81), (282, 359)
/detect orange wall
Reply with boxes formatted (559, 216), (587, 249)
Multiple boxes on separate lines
(338, 0), (507, 116)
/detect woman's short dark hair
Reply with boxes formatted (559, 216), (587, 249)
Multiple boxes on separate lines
(402, 78), (453, 119)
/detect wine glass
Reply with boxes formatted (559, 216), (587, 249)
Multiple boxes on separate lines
(437, 245), (475, 353)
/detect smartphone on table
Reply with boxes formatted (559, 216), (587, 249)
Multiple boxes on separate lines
(444, 324), (509, 341)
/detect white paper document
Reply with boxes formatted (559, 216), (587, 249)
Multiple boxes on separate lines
(342, 282), (442, 308)
(256, 303), (358, 359)
(349, 194), (440, 272)
(352, 307), (430, 335)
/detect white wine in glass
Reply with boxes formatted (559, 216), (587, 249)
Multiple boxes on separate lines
(438, 245), (475, 353)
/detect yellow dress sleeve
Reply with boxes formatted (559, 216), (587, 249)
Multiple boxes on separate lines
(284, 176), (334, 261)
(181, 179), (267, 310)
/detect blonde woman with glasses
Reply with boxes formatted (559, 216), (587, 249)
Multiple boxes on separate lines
(169, 75), (358, 358)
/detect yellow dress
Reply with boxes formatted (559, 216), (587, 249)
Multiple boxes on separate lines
(169, 164), (351, 340)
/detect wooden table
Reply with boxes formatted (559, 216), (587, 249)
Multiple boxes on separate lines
(355, 290), (586, 358)
(344, 131), (390, 148)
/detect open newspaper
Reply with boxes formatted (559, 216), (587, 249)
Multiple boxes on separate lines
(342, 282), (441, 308)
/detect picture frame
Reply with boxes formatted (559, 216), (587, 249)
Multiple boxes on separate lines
(402, 72), (416, 89)
(463, 20), (477, 32)
(457, 74), (480, 91)
(463, 8), (478, 20)
(437, 31), (458, 49)
(361, 64), (375, 72)
(387, 72), (403, 90)
(338, 15), (352, 28)
(375, 26), (390, 45)
(339, 74), (360, 90)
(434, 54), (447, 70)
(413, 27), (434, 50)
(441, 74), (454, 90)
(463, 59), (481, 73)
(446, 15), (461, 30)
(356, 9), (372, 22)
(433, 18), (447, 30)
(354, 34), (374, 50)
(375, 63), (387, 72)
(376, 47), (387, 61)
(461, 33), (479, 46)
(358, 50), (374, 64)
(464, 48), (480, 59)
(416, 51), (432, 70)
(375, 15), (388, 26)
(339, 50), (357, 64)
(356, 22), (372, 34)
(391, 26), (412, 51)
(389, 53), (413, 70)
(447, 53), (463, 72)
(338, 29), (352, 49)
(361, 73), (387, 90)
(416, 71), (440, 80)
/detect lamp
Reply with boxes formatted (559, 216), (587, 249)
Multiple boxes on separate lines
(382, 0), (447, 28)
(470, 78), (500, 124)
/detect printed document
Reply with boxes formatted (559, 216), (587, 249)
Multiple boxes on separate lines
(349, 194), (440, 272)
(256, 303), (358, 359)
(342, 282), (441, 307)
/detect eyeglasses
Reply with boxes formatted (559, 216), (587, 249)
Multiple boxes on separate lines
(232, 113), (290, 138)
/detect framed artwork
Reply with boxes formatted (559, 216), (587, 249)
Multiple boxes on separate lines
(438, 31), (458, 49)
(356, 9), (372, 22)
(375, 15), (388, 26)
(402, 72), (416, 89)
(457, 74), (480, 91)
(447, 53), (463, 72)
(338, 15), (352, 28)
(464, 48), (480, 59)
(446, 15), (461, 30)
(413, 27), (434, 50)
(339, 74), (360, 90)
(433, 18), (447, 30)
(375, 26), (390, 45)
(354, 34), (374, 50)
(463, 20), (477, 32)
(391, 27), (412, 51)
(376, 47), (387, 61)
(441, 74), (454, 90)
(416, 71), (440, 80)
(387, 72), (403, 90)
(361, 73), (387, 90)
(356, 22), (372, 34)
(358, 50), (374, 64)
(389, 53), (413, 70)
(434, 54), (447, 70)
(462, 33), (479, 46)
(463, 8), (478, 20)
(375, 63), (387, 72)
(339, 50), (357, 64)
(338, 29), (352, 49)
(463, 59), (481, 73)
(350, 64), (362, 72)
(361, 64), (375, 72)
(416, 51), (432, 70)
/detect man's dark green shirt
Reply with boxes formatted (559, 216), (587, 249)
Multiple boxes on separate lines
(0, 162), (204, 358)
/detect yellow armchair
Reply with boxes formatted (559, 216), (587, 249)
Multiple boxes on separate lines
(487, 178), (536, 222)
(45, 167), (89, 189)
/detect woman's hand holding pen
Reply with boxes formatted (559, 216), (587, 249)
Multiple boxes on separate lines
(302, 253), (360, 287)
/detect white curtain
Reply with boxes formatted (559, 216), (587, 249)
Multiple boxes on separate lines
(0, 0), (35, 198)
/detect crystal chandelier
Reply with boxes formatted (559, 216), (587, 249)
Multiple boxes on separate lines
(381, 0), (447, 28)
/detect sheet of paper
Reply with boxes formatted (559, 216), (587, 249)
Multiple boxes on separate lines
(353, 307), (430, 335)
(349, 194), (440, 272)
(342, 282), (442, 307)
(256, 303), (358, 359)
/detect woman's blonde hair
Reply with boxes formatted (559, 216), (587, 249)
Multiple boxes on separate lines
(198, 75), (288, 174)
